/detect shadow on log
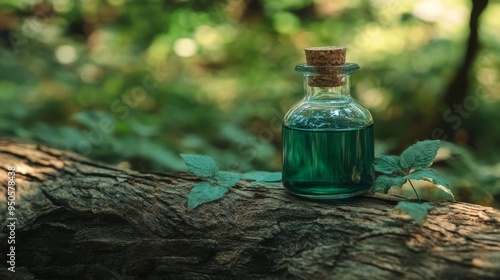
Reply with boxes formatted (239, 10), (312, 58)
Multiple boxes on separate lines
(0, 140), (499, 279)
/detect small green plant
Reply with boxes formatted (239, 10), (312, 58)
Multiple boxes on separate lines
(374, 140), (453, 225)
(181, 154), (240, 209)
(180, 154), (281, 209)
(374, 140), (454, 202)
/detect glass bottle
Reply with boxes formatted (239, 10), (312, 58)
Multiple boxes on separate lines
(282, 46), (374, 199)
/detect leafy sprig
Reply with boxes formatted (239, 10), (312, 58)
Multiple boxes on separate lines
(180, 154), (281, 209)
(180, 154), (240, 209)
(374, 140), (454, 202)
(374, 140), (453, 225)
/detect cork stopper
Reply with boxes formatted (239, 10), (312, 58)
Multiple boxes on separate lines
(304, 46), (346, 87)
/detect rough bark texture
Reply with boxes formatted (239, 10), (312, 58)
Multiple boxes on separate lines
(0, 140), (499, 280)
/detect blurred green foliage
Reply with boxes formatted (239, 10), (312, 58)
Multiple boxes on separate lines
(0, 0), (499, 207)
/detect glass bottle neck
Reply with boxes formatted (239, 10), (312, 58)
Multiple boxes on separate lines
(304, 75), (351, 103)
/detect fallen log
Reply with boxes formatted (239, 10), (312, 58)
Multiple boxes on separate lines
(0, 140), (499, 280)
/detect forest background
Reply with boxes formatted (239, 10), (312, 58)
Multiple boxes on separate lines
(0, 0), (499, 207)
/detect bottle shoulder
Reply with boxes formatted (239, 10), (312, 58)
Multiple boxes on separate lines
(283, 98), (373, 129)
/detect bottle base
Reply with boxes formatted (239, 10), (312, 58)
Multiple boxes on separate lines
(283, 181), (373, 200)
(285, 188), (371, 200)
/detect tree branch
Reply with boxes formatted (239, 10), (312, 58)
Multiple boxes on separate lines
(0, 140), (499, 279)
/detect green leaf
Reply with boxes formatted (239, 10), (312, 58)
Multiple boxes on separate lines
(399, 140), (440, 170)
(374, 155), (404, 175)
(180, 154), (219, 178)
(394, 201), (434, 226)
(405, 168), (454, 199)
(242, 171), (282, 182)
(214, 171), (241, 187)
(187, 182), (228, 209)
(375, 175), (406, 193)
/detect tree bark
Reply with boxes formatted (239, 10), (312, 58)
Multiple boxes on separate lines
(0, 140), (499, 280)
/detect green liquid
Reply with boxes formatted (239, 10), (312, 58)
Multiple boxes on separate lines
(282, 124), (374, 199)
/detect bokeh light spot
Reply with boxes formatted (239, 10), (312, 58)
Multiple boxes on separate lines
(55, 45), (77, 64)
(173, 38), (198, 57)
